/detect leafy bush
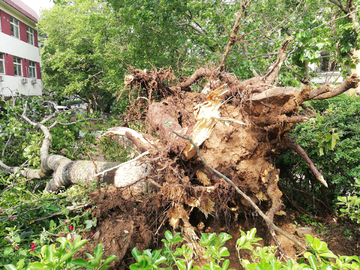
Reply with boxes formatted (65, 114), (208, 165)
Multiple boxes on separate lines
(128, 229), (360, 270)
(4, 236), (117, 270)
(277, 94), (360, 211)
(0, 96), (130, 268)
(130, 230), (232, 270)
(337, 179), (360, 223)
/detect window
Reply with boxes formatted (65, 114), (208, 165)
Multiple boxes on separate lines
(27, 26), (34, 45)
(10, 17), (19, 38)
(13, 57), (22, 76)
(0, 53), (4, 74)
(29, 61), (36, 78)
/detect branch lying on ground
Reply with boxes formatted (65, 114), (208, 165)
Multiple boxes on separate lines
(21, 102), (53, 176)
(284, 136), (327, 187)
(33, 203), (92, 222)
(1, 111), (151, 192)
(173, 131), (307, 251)
(52, 118), (104, 127)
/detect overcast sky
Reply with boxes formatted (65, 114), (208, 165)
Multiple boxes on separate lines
(21, 0), (54, 17)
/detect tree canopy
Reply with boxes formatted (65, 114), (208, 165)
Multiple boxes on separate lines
(39, 0), (360, 112)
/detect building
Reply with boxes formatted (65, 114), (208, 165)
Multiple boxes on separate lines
(0, 0), (42, 98)
(309, 50), (360, 95)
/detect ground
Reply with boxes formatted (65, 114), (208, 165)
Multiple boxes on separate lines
(70, 185), (360, 269)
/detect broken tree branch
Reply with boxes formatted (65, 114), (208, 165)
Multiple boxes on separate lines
(33, 203), (92, 222)
(309, 73), (359, 100)
(284, 136), (328, 187)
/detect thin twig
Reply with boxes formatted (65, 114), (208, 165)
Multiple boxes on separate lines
(94, 150), (149, 176)
(2, 134), (13, 156)
(32, 204), (92, 222)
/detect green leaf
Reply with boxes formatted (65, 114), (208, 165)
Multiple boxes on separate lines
(306, 254), (318, 269)
(45, 245), (54, 263)
(94, 243), (103, 259)
(74, 239), (88, 250)
(320, 252), (338, 259)
(131, 247), (142, 262)
(72, 258), (89, 267)
(331, 132), (339, 150)
(164, 230), (173, 241)
(305, 235), (314, 245)
(218, 247), (230, 257)
(27, 262), (46, 270)
(222, 259), (230, 270)
(4, 265), (17, 270)
(176, 261), (186, 270)
(101, 255), (118, 266)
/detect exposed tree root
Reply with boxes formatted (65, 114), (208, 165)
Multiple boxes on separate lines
(173, 131), (306, 252)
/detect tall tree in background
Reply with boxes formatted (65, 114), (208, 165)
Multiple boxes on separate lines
(40, 0), (360, 108)
(39, 0), (118, 112)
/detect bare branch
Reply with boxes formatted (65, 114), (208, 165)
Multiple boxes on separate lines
(176, 68), (214, 89)
(218, 1), (252, 71)
(263, 36), (293, 85)
(301, 104), (317, 117)
(327, 0), (347, 12)
(284, 136), (328, 187)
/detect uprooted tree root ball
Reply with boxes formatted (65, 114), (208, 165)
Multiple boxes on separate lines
(2, 17), (359, 267)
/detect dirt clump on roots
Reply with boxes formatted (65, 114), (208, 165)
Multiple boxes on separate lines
(77, 185), (360, 269)
(65, 36), (360, 268)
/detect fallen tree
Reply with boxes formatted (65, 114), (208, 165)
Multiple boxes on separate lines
(1, 8), (359, 264)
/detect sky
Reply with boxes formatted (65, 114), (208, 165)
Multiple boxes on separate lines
(21, 0), (54, 17)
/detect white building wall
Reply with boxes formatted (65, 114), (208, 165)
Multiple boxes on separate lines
(0, 75), (42, 96)
(0, 1), (42, 97)
(0, 32), (41, 63)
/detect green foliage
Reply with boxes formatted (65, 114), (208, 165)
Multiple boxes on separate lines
(236, 228), (360, 270)
(337, 179), (360, 223)
(199, 232), (232, 265)
(128, 229), (360, 270)
(316, 128), (340, 156)
(277, 95), (360, 210)
(4, 237), (117, 270)
(0, 96), (129, 268)
(39, 0), (360, 108)
(130, 230), (233, 270)
(61, 100), (83, 106)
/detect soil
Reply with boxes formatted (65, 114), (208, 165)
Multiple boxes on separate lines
(73, 185), (360, 269)
(68, 68), (360, 269)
